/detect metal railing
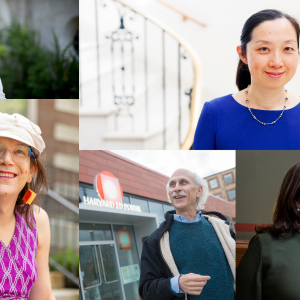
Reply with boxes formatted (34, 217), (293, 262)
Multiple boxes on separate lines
(155, 0), (206, 28)
(39, 164), (79, 286)
(80, 0), (203, 149)
(39, 190), (79, 286)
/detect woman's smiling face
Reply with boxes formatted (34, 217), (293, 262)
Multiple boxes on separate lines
(240, 18), (299, 89)
(0, 137), (36, 200)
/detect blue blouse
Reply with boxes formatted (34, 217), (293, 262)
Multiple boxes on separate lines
(193, 94), (300, 150)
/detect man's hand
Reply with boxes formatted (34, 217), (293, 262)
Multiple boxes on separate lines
(179, 273), (211, 295)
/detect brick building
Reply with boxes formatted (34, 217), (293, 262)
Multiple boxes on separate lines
(204, 168), (236, 204)
(79, 150), (235, 300)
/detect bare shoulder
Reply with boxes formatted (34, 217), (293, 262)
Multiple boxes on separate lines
(33, 205), (50, 247)
(34, 205), (50, 225)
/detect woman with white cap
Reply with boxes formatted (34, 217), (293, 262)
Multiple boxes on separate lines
(0, 113), (55, 299)
(0, 79), (5, 99)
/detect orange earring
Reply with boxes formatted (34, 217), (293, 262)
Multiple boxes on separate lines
(22, 182), (36, 205)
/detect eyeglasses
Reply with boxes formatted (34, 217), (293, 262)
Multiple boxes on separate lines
(0, 142), (36, 164)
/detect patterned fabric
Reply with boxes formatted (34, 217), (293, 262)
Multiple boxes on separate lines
(0, 208), (38, 299)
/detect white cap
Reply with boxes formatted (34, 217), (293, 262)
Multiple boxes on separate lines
(0, 113), (45, 156)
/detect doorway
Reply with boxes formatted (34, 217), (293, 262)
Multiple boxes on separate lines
(79, 242), (125, 300)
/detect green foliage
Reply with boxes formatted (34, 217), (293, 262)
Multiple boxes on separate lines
(0, 99), (28, 115)
(50, 247), (79, 288)
(0, 20), (79, 99)
(50, 247), (79, 276)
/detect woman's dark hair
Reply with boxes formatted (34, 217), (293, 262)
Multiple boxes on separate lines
(15, 149), (48, 230)
(236, 9), (300, 91)
(256, 161), (300, 239)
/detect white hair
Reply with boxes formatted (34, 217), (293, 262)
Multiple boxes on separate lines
(166, 171), (209, 210)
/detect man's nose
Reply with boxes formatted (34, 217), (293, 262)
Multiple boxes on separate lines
(174, 182), (182, 191)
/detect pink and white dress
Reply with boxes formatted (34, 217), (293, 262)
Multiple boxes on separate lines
(0, 208), (38, 299)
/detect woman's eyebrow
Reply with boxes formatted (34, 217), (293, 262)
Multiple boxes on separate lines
(255, 39), (297, 44)
(284, 39), (297, 44)
(255, 40), (270, 44)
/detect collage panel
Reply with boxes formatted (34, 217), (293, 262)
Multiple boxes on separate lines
(79, 0), (300, 151)
(1, 0), (300, 299)
(236, 151), (300, 300)
(79, 150), (236, 299)
(0, 100), (79, 299)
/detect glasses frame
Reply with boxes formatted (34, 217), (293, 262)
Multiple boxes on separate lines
(0, 143), (36, 164)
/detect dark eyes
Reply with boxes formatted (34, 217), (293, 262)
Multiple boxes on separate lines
(259, 47), (269, 52)
(285, 47), (294, 51)
(258, 47), (294, 52)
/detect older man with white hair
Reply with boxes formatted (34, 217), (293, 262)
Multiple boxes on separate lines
(139, 168), (235, 300)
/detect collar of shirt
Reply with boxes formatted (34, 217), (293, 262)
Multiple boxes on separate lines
(173, 211), (202, 223)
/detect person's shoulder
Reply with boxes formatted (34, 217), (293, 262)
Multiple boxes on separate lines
(143, 227), (161, 249)
(249, 232), (274, 249)
(202, 211), (229, 224)
(33, 205), (50, 247)
(204, 94), (234, 109)
(144, 218), (171, 247)
(34, 205), (49, 223)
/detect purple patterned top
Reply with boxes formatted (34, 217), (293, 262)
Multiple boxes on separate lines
(0, 208), (38, 299)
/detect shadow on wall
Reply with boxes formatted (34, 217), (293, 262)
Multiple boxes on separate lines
(0, 19), (79, 99)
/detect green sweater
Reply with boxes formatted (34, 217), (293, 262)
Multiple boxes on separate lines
(237, 231), (300, 300)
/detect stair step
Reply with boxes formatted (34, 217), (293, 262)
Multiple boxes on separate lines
(52, 289), (79, 300)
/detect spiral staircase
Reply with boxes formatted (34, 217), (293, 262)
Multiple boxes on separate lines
(79, 0), (203, 150)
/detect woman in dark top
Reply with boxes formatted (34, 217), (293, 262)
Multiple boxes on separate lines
(193, 9), (300, 150)
(237, 161), (300, 300)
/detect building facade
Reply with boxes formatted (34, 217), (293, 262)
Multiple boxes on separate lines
(204, 168), (236, 204)
(79, 150), (235, 300)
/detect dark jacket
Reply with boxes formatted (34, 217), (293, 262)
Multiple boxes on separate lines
(139, 210), (235, 300)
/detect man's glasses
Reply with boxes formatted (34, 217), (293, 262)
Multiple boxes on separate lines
(0, 142), (36, 164)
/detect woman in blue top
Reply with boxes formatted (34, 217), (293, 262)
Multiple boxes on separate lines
(193, 9), (300, 150)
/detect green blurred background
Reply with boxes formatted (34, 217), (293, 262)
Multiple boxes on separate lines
(0, 20), (79, 99)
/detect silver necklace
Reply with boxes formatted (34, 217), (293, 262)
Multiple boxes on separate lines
(245, 85), (288, 126)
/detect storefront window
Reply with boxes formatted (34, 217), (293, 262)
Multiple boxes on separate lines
(79, 185), (99, 203)
(79, 284), (83, 300)
(123, 195), (130, 204)
(149, 201), (164, 224)
(80, 244), (124, 300)
(130, 197), (149, 213)
(113, 225), (140, 300)
(80, 223), (113, 242)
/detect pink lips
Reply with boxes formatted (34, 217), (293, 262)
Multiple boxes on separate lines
(0, 171), (17, 180)
(265, 72), (284, 79)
